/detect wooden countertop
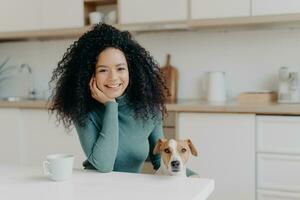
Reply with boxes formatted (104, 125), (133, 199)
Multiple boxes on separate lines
(0, 99), (300, 115)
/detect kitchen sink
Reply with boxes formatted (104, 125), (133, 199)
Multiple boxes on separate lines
(1, 96), (44, 102)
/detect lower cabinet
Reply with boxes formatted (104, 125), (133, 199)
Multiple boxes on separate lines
(256, 116), (300, 199)
(0, 108), (21, 164)
(178, 113), (256, 200)
(0, 108), (85, 168)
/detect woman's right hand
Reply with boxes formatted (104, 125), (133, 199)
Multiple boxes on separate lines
(89, 76), (116, 104)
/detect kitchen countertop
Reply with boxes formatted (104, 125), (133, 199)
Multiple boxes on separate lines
(0, 165), (214, 200)
(0, 99), (300, 115)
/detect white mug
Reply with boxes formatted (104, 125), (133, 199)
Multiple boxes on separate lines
(205, 71), (227, 103)
(43, 154), (74, 181)
(89, 11), (104, 25)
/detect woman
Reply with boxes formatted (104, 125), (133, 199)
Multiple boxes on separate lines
(50, 23), (196, 176)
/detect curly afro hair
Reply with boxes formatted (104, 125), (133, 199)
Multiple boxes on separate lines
(49, 23), (168, 129)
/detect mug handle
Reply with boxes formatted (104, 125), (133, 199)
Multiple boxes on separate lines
(43, 161), (51, 176)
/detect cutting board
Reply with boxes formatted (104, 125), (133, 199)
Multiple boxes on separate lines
(160, 54), (178, 101)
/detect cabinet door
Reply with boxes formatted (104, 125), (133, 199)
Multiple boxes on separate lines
(0, 108), (20, 164)
(178, 113), (255, 200)
(252, 0), (300, 16)
(41, 0), (84, 29)
(0, 0), (40, 32)
(20, 109), (85, 169)
(118, 0), (188, 24)
(191, 0), (250, 19)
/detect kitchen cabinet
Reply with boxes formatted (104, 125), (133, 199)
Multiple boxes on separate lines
(0, 0), (40, 32)
(118, 0), (188, 24)
(20, 109), (85, 168)
(41, 0), (84, 29)
(252, 0), (300, 16)
(190, 0), (250, 19)
(177, 113), (255, 200)
(0, 108), (20, 164)
(256, 116), (300, 197)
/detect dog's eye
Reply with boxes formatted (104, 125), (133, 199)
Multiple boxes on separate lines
(164, 148), (171, 153)
(181, 148), (187, 153)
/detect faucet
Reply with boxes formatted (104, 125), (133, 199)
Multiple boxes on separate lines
(19, 63), (36, 99)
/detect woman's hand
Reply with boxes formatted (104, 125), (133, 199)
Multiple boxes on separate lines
(89, 76), (116, 104)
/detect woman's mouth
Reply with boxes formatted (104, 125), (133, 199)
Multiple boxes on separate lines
(105, 83), (122, 89)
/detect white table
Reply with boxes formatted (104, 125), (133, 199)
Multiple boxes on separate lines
(0, 165), (214, 200)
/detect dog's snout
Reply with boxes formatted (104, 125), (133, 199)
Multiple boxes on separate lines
(171, 160), (180, 168)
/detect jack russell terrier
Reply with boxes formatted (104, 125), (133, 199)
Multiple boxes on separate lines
(153, 138), (198, 177)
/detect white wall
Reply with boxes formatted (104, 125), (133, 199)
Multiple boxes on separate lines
(0, 28), (300, 100)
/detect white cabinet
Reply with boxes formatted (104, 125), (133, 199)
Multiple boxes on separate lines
(190, 0), (250, 19)
(0, 108), (21, 164)
(178, 113), (255, 200)
(0, 0), (84, 32)
(118, 0), (188, 24)
(0, 0), (40, 32)
(252, 0), (300, 16)
(41, 0), (84, 29)
(256, 116), (300, 197)
(20, 109), (85, 168)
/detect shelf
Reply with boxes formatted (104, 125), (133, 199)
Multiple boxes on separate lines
(84, 0), (117, 6)
(189, 13), (300, 28)
(2, 13), (300, 42)
(0, 26), (93, 42)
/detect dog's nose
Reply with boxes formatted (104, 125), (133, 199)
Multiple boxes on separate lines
(171, 160), (180, 168)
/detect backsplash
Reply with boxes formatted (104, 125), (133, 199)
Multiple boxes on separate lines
(0, 28), (300, 100)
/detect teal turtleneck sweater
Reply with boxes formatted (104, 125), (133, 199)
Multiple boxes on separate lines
(74, 95), (196, 176)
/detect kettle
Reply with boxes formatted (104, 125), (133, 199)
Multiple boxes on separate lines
(204, 71), (227, 103)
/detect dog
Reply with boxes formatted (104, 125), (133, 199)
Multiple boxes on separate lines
(153, 138), (198, 177)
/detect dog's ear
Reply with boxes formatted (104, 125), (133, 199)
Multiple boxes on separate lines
(153, 138), (167, 155)
(186, 139), (198, 156)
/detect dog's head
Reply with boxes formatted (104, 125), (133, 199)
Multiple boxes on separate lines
(153, 138), (198, 175)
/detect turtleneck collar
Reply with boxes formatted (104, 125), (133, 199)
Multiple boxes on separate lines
(116, 94), (127, 107)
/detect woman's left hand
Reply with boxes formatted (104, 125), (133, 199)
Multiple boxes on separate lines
(89, 76), (116, 104)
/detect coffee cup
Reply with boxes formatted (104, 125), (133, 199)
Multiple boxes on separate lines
(43, 154), (74, 181)
(89, 11), (104, 25)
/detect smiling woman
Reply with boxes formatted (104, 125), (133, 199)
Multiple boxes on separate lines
(48, 23), (178, 175)
(91, 48), (129, 102)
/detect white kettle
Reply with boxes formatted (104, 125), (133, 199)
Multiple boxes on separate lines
(204, 71), (227, 103)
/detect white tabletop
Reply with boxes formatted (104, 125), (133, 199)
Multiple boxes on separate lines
(0, 165), (214, 200)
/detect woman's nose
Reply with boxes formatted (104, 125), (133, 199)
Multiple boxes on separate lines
(108, 70), (118, 81)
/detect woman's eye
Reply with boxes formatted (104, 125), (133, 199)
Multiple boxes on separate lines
(98, 69), (107, 73)
(164, 148), (171, 154)
(181, 148), (187, 153)
(117, 67), (126, 71)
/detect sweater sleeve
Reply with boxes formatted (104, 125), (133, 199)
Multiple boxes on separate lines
(74, 101), (119, 172)
(148, 120), (164, 170)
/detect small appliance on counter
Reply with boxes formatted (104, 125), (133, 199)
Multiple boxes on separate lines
(278, 66), (300, 103)
(203, 71), (227, 103)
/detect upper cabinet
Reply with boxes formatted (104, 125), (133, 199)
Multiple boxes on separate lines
(0, 0), (40, 32)
(252, 0), (300, 16)
(0, 0), (84, 32)
(41, 0), (84, 29)
(118, 0), (188, 24)
(191, 0), (250, 19)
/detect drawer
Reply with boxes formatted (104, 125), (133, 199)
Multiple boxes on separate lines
(163, 127), (176, 139)
(256, 116), (300, 154)
(257, 190), (300, 200)
(257, 153), (300, 192)
(163, 112), (176, 127)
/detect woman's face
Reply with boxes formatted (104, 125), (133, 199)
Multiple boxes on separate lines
(94, 48), (129, 99)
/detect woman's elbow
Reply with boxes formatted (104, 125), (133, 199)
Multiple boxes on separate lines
(89, 157), (114, 173)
